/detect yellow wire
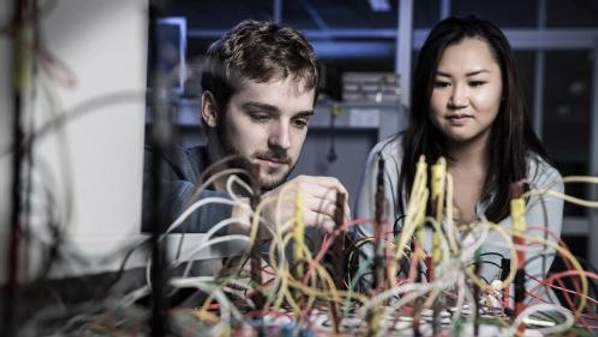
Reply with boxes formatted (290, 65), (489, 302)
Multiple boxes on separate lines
(445, 174), (461, 254)
(294, 192), (305, 270)
(394, 156), (429, 274)
(194, 162), (596, 333)
(431, 158), (446, 267)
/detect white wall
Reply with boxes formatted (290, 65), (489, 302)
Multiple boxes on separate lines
(1, 0), (149, 282)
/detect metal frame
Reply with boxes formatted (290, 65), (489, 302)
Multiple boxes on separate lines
(188, 28), (598, 50)
(158, 17), (187, 94)
(396, 0), (413, 109)
(533, 0), (546, 138)
(414, 29), (598, 50)
(299, 0), (329, 30)
(273, 0), (282, 24)
(440, 0), (450, 19)
(589, 40), (598, 267)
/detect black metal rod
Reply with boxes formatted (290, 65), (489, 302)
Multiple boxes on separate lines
(148, 2), (170, 336)
(5, 0), (27, 334)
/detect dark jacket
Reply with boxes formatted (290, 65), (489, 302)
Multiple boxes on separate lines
(141, 145), (232, 233)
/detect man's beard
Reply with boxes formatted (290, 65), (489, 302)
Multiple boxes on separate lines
(215, 123), (296, 191)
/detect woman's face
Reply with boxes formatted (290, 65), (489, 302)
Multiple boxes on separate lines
(429, 37), (503, 147)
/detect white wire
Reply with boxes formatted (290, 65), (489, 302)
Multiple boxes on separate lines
(176, 216), (248, 264)
(120, 163), (587, 336)
(120, 285), (150, 307)
(180, 234), (250, 277)
(145, 233), (250, 290)
(456, 222), (491, 264)
(165, 197), (244, 234)
(226, 174), (253, 203)
(507, 303), (574, 336)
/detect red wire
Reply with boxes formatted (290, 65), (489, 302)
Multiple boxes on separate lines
(552, 278), (591, 331)
(406, 242), (422, 284)
(526, 225), (583, 297)
(535, 270), (598, 329)
(302, 218), (370, 284)
(526, 273), (570, 306)
(38, 44), (78, 88)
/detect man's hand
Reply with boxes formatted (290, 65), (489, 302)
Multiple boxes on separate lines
(231, 175), (351, 235)
(263, 175), (351, 233)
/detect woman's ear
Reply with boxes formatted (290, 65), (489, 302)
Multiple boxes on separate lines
(201, 91), (218, 128)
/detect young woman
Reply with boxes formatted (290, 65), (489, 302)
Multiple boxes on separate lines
(354, 16), (564, 293)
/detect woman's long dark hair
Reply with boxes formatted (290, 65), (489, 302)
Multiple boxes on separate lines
(400, 16), (549, 222)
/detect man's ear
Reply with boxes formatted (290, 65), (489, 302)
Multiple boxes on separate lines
(201, 91), (218, 128)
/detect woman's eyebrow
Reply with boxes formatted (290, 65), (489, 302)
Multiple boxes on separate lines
(435, 69), (490, 77)
(435, 70), (451, 77)
(466, 69), (490, 77)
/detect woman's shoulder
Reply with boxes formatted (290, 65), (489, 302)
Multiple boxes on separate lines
(526, 153), (563, 190)
(369, 133), (405, 161)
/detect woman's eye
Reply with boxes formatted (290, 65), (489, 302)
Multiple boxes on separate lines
(469, 81), (486, 87)
(433, 81), (450, 88)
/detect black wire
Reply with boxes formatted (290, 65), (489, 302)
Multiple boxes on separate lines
(326, 107), (337, 163)
(393, 214), (406, 236)
(478, 252), (506, 260)
(96, 240), (151, 301)
(345, 237), (374, 291)
(467, 260), (502, 271)
(346, 234), (418, 292)
(522, 252), (556, 270)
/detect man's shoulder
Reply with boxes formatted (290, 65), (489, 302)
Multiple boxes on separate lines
(144, 144), (207, 182)
(183, 145), (207, 165)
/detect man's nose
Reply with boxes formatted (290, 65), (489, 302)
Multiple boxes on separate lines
(268, 121), (291, 150)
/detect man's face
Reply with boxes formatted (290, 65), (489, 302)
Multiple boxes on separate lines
(214, 77), (315, 190)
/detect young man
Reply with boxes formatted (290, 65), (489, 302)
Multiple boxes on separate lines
(143, 20), (350, 237)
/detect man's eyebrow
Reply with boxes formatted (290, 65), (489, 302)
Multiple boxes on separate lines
(241, 102), (280, 113)
(293, 110), (314, 118)
(242, 102), (314, 118)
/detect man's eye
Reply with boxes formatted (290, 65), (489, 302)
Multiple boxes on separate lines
(433, 81), (450, 88)
(292, 119), (308, 129)
(250, 114), (270, 122)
